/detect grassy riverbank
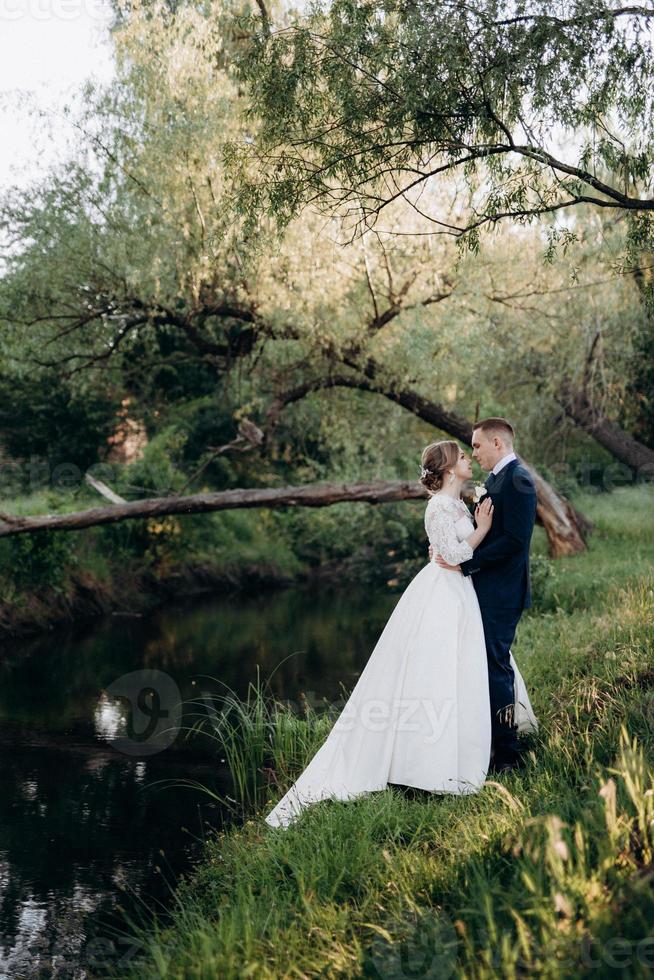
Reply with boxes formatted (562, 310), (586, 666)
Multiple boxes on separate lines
(110, 485), (654, 979)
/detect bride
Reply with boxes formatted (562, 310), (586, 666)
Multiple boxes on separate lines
(265, 440), (538, 829)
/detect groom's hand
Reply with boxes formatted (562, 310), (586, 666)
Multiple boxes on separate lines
(434, 554), (462, 572)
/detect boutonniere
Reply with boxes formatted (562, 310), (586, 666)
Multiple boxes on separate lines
(472, 484), (487, 503)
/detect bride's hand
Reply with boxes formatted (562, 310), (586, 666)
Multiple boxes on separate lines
(474, 497), (494, 532)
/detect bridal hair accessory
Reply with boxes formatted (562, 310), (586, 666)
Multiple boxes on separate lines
(473, 484), (488, 503)
(420, 466), (431, 478)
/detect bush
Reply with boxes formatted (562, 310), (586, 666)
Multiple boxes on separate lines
(529, 554), (560, 611)
(5, 529), (77, 590)
(96, 518), (152, 563)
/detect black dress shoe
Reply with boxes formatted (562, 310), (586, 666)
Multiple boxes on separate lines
(494, 762), (519, 776)
(488, 756), (523, 775)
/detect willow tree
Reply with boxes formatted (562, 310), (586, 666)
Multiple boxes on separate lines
(0, 0), (594, 555)
(431, 212), (654, 478)
(231, 0), (654, 478)
(237, 0), (654, 256)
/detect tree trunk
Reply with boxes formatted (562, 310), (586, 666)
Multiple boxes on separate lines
(0, 480), (427, 537)
(0, 465), (587, 558)
(521, 461), (592, 557)
(565, 390), (654, 476)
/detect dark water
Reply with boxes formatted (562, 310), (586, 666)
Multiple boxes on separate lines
(0, 585), (396, 978)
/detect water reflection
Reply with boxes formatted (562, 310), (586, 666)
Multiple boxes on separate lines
(94, 694), (124, 744)
(0, 584), (396, 977)
(0, 741), (223, 978)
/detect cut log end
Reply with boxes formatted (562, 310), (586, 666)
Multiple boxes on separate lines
(537, 502), (588, 558)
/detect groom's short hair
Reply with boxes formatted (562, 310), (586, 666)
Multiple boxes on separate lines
(473, 417), (515, 444)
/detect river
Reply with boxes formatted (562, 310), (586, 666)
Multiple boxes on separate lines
(0, 584), (396, 978)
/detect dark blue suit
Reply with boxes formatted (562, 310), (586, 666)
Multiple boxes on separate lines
(459, 458), (537, 762)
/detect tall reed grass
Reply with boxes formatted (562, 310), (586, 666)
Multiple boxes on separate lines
(182, 667), (339, 817)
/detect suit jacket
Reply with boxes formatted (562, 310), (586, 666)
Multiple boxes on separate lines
(460, 458), (537, 610)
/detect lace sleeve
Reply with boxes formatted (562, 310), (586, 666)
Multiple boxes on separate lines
(425, 500), (474, 566)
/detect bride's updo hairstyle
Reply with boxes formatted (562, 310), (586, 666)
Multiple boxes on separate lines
(420, 441), (460, 495)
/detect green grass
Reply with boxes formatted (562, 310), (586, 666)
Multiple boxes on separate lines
(525, 485), (654, 613)
(108, 486), (654, 979)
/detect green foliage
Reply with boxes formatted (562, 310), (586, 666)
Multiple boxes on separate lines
(237, 0), (654, 252)
(3, 529), (77, 591)
(528, 555), (560, 612)
(280, 499), (425, 584)
(628, 311), (654, 449)
(126, 332), (220, 420)
(0, 373), (119, 478)
(0, 0), (650, 507)
(0, 0), (651, 637)
(96, 518), (153, 563)
(121, 429), (189, 496)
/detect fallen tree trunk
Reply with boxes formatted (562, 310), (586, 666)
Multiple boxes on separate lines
(0, 480), (428, 537)
(521, 461), (592, 556)
(0, 471), (588, 558)
(564, 389), (654, 476)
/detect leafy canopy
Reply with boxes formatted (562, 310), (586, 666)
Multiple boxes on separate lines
(236, 0), (654, 256)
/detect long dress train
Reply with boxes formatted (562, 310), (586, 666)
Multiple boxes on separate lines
(265, 493), (538, 829)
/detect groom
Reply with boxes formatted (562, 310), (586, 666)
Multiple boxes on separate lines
(433, 417), (537, 774)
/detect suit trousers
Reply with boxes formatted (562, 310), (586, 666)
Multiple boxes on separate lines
(478, 604), (522, 760)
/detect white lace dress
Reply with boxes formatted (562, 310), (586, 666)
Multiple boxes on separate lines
(264, 492), (538, 829)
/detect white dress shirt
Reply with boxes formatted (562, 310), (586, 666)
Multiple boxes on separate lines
(492, 451), (517, 476)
